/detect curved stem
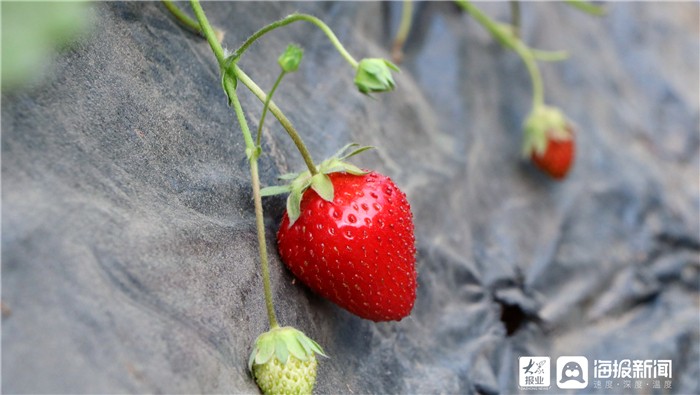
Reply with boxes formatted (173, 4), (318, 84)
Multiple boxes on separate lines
(163, 0), (202, 35)
(190, 1), (318, 176)
(456, 0), (544, 107)
(456, 0), (512, 49)
(257, 70), (286, 147)
(228, 13), (358, 69)
(509, 1), (521, 38)
(391, 0), (414, 63)
(512, 42), (544, 108)
(236, 66), (319, 176)
(163, 0), (223, 42)
(190, 0), (279, 329)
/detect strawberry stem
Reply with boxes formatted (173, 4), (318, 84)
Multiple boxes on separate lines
(514, 41), (545, 109)
(168, 0), (319, 176)
(509, 1), (521, 38)
(234, 67), (319, 176)
(226, 13), (359, 70)
(162, 0), (223, 42)
(162, 0), (201, 36)
(456, 0), (545, 108)
(391, 0), (414, 63)
(256, 69), (286, 148)
(190, 0), (279, 329)
(232, 92), (280, 329)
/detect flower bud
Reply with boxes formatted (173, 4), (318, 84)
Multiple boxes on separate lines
(278, 44), (303, 73)
(354, 58), (400, 94)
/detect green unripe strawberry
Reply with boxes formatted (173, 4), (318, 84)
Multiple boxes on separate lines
(249, 326), (326, 395)
(253, 353), (317, 395)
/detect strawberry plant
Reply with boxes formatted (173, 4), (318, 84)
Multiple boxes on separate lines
(456, 0), (603, 180)
(163, 1), (411, 393)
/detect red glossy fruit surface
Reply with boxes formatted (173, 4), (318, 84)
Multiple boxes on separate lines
(277, 171), (416, 322)
(531, 135), (575, 180)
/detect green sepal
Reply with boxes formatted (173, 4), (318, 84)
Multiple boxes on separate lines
(265, 143), (374, 226)
(310, 173), (334, 202)
(287, 185), (303, 225)
(522, 105), (572, 157)
(255, 336), (276, 366)
(354, 58), (400, 95)
(278, 172), (301, 180)
(339, 163), (366, 176)
(260, 185), (292, 197)
(330, 142), (358, 159)
(335, 143), (376, 161)
(275, 337), (290, 365)
(286, 336), (308, 361)
(248, 327), (327, 372)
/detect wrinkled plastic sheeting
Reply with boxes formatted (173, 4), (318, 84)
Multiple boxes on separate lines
(2, 2), (699, 394)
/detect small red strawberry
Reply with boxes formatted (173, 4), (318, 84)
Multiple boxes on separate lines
(262, 144), (417, 322)
(530, 128), (575, 180)
(523, 105), (575, 180)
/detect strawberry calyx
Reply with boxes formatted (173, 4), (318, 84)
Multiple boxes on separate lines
(354, 58), (400, 95)
(261, 143), (373, 225)
(248, 326), (327, 372)
(522, 104), (573, 157)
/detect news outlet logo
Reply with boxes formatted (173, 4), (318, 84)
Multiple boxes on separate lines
(518, 356), (550, 389)
(557, 356), (589, 389)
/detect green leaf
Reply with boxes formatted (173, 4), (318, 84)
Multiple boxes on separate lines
(310, 173), (334, 202)
(260, 185), (292, 197)
(1, 2), (93, 91)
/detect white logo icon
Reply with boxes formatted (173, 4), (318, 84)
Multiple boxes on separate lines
(557, 356), (589, 389)
(519, 356), (550, 388)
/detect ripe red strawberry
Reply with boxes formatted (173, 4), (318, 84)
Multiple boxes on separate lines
(276, 171), (416, 322)
(522, 105), (575, 180)
(530, 128), (575, 180)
